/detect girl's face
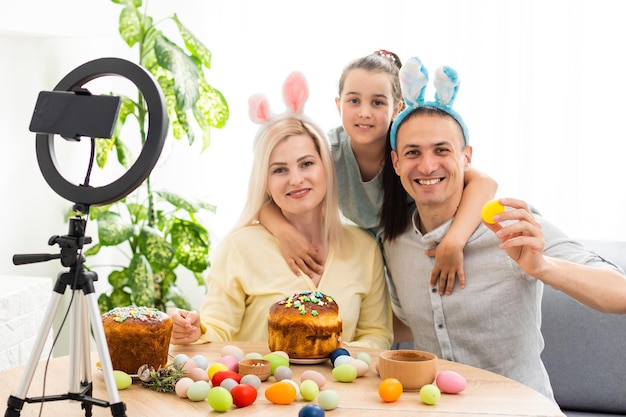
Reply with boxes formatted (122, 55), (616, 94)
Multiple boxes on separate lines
(335, 68), (400, 147)
(266, 134), (326, 219)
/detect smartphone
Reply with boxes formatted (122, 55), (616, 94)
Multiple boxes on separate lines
(29, 90), (121, 140)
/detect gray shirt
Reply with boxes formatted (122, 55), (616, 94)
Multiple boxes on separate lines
(382, 207), (621, 400)
(328, 126), (382, 238)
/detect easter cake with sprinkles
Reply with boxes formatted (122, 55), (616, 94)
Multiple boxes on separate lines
(267, 291), (342, 359)
(102, 306), (173, 374)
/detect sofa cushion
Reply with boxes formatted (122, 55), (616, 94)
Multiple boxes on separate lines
(541, 239), (626, 415)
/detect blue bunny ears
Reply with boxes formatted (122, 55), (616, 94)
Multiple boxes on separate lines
(390, 56), (469, 150)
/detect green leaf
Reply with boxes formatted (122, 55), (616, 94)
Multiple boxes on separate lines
(196, 79), (229, 129)
(108, 269), (129, 288)
(166, 286), (192, 310)
(84, 243), (102, 257)
(173, 14), (212, 69)
(155, 191), (197, 213)
(118, 5), (144, 48)
(196, 200), (217, 213)
(139, 226), (175, 268)
(127, 203), (149, 224)
(111, 0), (141, 6)
(170, 219), (209, 272)
(192, 105), (212, 151)
(95, 137), (114, 168)
(97, 211), (135, 246)
(89, 204), (113, 219)
(192, 271), (207, 287)
(102, 96), (136, 169)
(175, 106), (194, 145)
(128, 254), (155, 306)
(98, 293), (113, 313)
(154, 34), (200, 111)
(110, 288), (133, 307)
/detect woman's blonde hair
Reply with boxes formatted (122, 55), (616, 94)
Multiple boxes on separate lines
(234, 117), (344, 250)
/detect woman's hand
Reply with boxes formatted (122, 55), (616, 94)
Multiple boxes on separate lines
(168, 309), (202, 345)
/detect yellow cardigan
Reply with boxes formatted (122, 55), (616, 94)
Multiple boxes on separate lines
(196, 224), (393, 350)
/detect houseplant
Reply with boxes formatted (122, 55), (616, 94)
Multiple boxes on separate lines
(87, 0), (229, 312)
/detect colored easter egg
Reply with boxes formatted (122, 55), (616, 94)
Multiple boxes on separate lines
(436, 370), (467, 394)
(329, 348), (350, 366)
(113, 370), (132, 390)
(219, 355), (240, 372)
(230, 383), (257, 407)
(331, 363), (357, 382)
(264, 381), (297, 405)
(420, 384), (441, 405)
(187, 367), (210, 382)
(221, 344), (245, 359)
(263, 353), (289, 374)
(300, 370), (326, 389)
(212, 370), (242, 386)
(378, 378), (403, 402)
(191, 354), (209, 370)
(187, 380), (211, 402)
(481, 199), (505, 224)
(317, 389), (340, 410)
(299, 379), (320, 401)
(299, 404), (326, 417)
(207, 386), (233, 411)
(347, 358), (369, 377)
(174, 377), (194, 398)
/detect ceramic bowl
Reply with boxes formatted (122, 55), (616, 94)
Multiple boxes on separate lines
(238, 358), (271, 381)
(378, 349), (437, 391)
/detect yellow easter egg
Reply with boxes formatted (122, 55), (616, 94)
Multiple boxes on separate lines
(481, 199), (505, 224)
(207, 362), (229, 379)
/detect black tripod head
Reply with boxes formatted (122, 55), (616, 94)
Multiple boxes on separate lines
(13, 213), (91, 269)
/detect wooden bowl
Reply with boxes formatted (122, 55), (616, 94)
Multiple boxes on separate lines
(378, 349), (437, 391)
(238, 359), (271, 381)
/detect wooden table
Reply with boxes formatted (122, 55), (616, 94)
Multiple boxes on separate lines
(2, 341), (564, 417)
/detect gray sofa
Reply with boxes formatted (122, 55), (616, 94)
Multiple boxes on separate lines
(541, 239), (626, 417)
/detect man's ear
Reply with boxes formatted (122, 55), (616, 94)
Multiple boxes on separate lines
(391, 150), (401, 175)
(463, 145), (473, 170)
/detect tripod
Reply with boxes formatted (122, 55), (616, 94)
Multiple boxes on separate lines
(5, 213), (127, 417)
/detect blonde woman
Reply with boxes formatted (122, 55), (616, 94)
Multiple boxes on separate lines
(169, 72), (393, 350)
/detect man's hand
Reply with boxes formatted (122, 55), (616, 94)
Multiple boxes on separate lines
(482, 198), (547, 277)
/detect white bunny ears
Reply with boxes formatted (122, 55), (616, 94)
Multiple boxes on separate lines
(248, 71), (326, 149)
(390, 56), (469, 149)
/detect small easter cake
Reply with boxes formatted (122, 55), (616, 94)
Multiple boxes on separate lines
(267, 291), (342, 359)
(102, 306), (173, 374)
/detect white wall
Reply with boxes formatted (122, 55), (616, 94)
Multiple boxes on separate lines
(1, 0), (626, 355)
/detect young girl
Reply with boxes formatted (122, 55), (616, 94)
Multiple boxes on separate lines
(259, 51), (497, 297)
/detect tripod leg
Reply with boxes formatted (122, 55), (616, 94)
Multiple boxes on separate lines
(69, 289), (83, 394)
(69, 291), (94, 417)
(84, 292), (126, 416)
(11, 291), (64, 399)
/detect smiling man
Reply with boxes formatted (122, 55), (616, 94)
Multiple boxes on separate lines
(379, 57), (626, 401)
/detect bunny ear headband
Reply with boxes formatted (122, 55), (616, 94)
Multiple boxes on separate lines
(390, 56), (469, 150)
(248, 71), (325, 149)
